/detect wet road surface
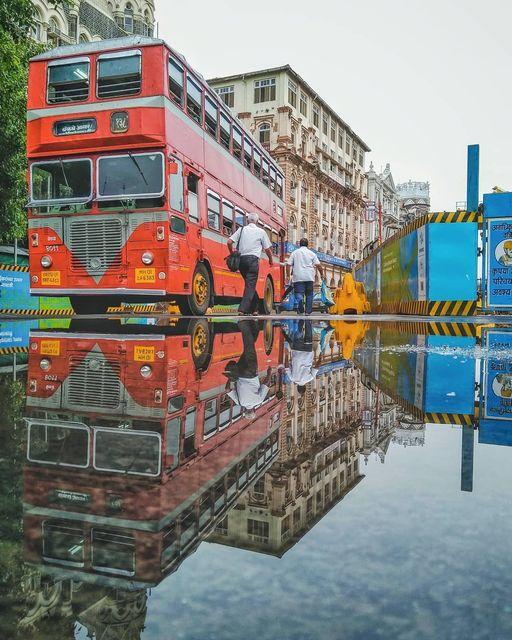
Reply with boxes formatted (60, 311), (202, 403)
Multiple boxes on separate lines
(0, 315), (511, 639)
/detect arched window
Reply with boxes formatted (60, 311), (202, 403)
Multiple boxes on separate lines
(79, 32), (90, 43)
(124, 3), (134, 33)
(30, 10), (42, 41)
(259, 122), (270, 145)
(290, 176), (297, 204)
(143, 9), (153, 36)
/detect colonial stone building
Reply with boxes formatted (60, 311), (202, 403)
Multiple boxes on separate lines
(366, 162), (404, 244)
(31, 0), (155, 45)
(208, 66), (371, 286)
(396, 180), (431, 226)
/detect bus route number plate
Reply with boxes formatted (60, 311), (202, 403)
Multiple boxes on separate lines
(40, 340), (60, 356)
(135, 268), (155, 283)
(41, 270), (61, 286)
(134, 346), (155, 362)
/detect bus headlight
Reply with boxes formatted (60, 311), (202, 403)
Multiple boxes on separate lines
(40, 255), (52, 268)
(141, 251), (154, 265)
(140, 365), (152, 378)
(40, 358), (51, 371)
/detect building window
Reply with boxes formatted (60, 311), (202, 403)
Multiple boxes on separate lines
(322, 113), (328, 135)
(313, 104), (319, 128)
(331, 121), (336, 143)
(215, 85), (234, 108)
(124, 3), (134, 33)
(68, 16), (77, 43)
(338, 130), (343, 149)
(254, 78), (276, 103)
(359, 150), (364, 167)
(143, 9), (153, 36)
(300, 91), (307, 117)
(288, 80), (297, 108)
(346, 138), (351, 154)
(259, 122), (270, 145)
(247, 518), (269, 543)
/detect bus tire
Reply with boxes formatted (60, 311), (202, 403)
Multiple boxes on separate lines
(188, 318), (213, 371)
(70, 296), (113, 315)
(181, 263), (212, 316)
(263, 319), (274, 355)
(259, 277), (274, 315)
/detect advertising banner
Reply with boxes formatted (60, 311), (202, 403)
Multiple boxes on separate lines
(381, 230), (418, 304)
(482, 330), (512, 421)
(485, 217), (512, 309)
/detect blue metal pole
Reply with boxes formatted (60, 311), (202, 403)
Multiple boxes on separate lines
(467, 144), (480, 212)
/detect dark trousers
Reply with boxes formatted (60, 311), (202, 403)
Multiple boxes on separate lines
(294, 280), (314, 314)
(283, 319), (313, 351)
(231, 319), (259, 378)
(239, 255), (260, 313)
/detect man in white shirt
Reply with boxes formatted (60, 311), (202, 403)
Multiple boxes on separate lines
(281, 320), (318, 394)
(228, 212), (274, 315)
(286, 238), (324, 314)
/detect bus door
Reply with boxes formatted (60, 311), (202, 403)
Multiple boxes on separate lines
(168, 157), (202, 294)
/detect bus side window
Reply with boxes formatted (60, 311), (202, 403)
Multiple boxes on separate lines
(235, 207), (245, 229)
(207, 192), (220, 231)
(276, 174), (283, 198)
(253, 148), (262, 178)
(186, 172), (199, 222)
(222, 200), (234, 236)
(184, 407), (197, 458)
(271, 230), (279, 256)
(169, 157), (184, 212)
(220, 112), (231, 151)
(244, 137), (253, 170)
(205, 95), (218, 138)
(166, 416), (181, 471)
(169, 57), (184, 106)
(232, 126), (243, 163)
(186, 74), (203, 125)
(262, 158), (270, 186)
(269, 166), (276, 191)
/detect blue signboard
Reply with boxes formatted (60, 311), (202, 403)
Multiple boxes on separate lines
(483, 192), (512, 310)
(284, 242), (352, 270)
(0, 320), (37, 349)
(0, 269), (38, 310)
(482, 330), (512, 421)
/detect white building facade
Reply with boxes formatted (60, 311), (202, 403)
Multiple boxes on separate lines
(208, 66), (371, 286)
(366, 162), (403, 244)
(31, 0), (155, 45)
(396, 180), (431, 226)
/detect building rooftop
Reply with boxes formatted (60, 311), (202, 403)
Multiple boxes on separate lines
(207, 64), (371, 153)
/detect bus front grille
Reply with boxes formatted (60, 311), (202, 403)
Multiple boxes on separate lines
(69, 218), (123, 273)
(66, 355), (122, 410)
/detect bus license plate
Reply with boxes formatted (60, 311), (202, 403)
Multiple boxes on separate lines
(40, 340), (60, 356)
(41, 270), (61, 286)
(135, 268), (155, 283)
(134, 345), (155, 362)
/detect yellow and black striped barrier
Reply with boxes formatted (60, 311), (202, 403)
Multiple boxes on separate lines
(429, 211), (481, 224)
(0, 308), (74, 316)
(389, 321), (478, 337)
(424, 412), (474, 426)
(427, 300), (477, 316)
(0, 264), (29, 272)
(0, 346), (29, 355)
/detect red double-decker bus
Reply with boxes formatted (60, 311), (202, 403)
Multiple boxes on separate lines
(27, 36), (286, 314)
(23, 321), (283, 584)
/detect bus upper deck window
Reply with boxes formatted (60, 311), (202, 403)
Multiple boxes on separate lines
(220, 112), (231, 150)
(269, 166), (276, 191)
(233, 126), (243, 162)
(97, 50), (141, 99)
(244, 137), (253, 170)
(186, 75), (203, 125)
(235, 207), (245, 229)
(205, 95), (218, 138)
(276, 174), (283, 198)
(169, 57), (184, 106)
(47, 58), (90, 104)
(253, 148), (262, 178)
(262, 158), (270, 186)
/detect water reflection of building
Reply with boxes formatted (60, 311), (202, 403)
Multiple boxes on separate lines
(209, 326), (365, 555)
(392, 411), (426, 448)
(361, 382), (397, 464)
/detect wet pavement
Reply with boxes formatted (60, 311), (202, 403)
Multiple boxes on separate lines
(1, 315), (512, 639)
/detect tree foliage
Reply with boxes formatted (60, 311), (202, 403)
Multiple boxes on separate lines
(0, 1), (69, 243)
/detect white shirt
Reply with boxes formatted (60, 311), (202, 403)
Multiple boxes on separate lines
(228, 378), (269, 409)
(229, 224), (272, 258)
(285, 350), (318, 386)
(287, 246), (320, 282)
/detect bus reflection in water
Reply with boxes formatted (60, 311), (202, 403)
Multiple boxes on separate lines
(27, 37), (286, 314)
(23, 319), (284, 586)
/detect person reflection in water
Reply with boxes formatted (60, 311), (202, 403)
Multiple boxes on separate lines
(225, 320), (272, 417)
(280, 320), (319, 394)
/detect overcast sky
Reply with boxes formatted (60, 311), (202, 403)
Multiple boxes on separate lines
(156, 0), (512, 211)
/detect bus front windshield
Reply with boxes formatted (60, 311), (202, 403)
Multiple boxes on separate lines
(97, 152), (164, 200)
(31, 158), (92, 205)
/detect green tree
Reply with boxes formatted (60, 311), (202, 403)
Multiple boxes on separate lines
(0, 1), (68, 243)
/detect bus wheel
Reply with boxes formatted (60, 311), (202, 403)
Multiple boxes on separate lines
(263, 319), (274, 355)
(70, 296), (113, 315)
(188, 318), (212, 371)
(259, 277), (274, 315)
(184, 263), (211, 316)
